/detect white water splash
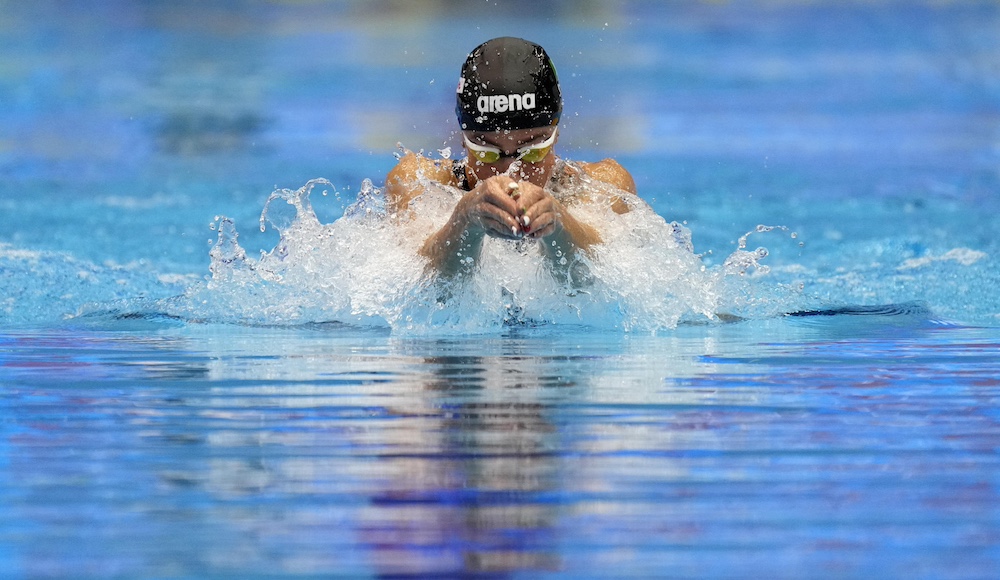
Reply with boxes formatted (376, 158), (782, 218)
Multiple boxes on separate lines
(171, 158), (797, 332)
(898, 247), (987, 270)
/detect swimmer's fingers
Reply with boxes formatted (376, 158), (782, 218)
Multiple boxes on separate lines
(524, 208), (559, 238)
(469, 198), (522, 239)
(506, 181), (546, 219)
(478, 177), (521, 216)
(462, 178), (522, 238)
(481, 212), (523, 239)
(519, 195), (561, 238)
(455, 177), (521, 235)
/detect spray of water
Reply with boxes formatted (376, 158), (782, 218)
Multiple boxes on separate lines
(170, 156), (800, 332)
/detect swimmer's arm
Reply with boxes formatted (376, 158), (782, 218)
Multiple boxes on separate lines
(419, 176), (523, 279)
(384, 153), (458, 214)
(421, 195), (599, 284)
(579, 158), (637, 214)
(540, 203), (601, 253)
(537, 201), (603, 287)
(418, 197), (486, 277)
(536, 159), (636, 285)
(386, 155), (481, 278)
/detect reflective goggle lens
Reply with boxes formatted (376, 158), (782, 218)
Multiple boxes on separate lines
(469, 147), (501, 164)
(518, 140), (554, 163)
(463, 130), (557, 164)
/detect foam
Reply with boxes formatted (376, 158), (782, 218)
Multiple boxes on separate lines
(897, 247), (988, 270)
(172, 158), (794, 333)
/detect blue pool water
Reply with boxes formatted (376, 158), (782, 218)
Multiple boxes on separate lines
(2, 1), (1000, 577)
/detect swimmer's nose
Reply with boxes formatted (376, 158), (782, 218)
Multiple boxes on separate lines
(488, 157), (516, 175)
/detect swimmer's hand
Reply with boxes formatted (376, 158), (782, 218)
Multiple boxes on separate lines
(454, 176), (582, 241)
(509, 179), (563, 240)
(418, 176), (523, 278)
(457, 175), (525, 240)
(419, 175), (600, 283)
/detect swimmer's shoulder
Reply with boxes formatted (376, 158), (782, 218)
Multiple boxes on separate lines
(578, 159), (637, 195)
(577, 158), (637, 214)
(385, 153), (461, 212)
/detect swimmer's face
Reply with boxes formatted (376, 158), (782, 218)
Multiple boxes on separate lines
(462, 126), (558, 188)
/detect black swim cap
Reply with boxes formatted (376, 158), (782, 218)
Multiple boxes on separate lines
(456, 37), (562, 132)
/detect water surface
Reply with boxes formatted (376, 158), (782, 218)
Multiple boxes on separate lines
(2, 1), (999, 577)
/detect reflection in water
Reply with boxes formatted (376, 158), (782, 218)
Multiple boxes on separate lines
(4, 326), (1000, 577)
(119, 329), (758, 576)
(0, 329), (612, 576)
(363, 350), (567, 575)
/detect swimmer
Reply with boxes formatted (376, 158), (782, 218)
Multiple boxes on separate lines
(385, 37), (637, 283)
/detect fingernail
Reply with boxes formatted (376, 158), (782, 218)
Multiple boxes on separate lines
(511, 226), (519, 236)
(521, 215), (530, 227)
(523, 224), (531, 233)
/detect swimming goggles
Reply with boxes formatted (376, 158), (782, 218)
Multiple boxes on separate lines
(463, 129), (558, 164)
